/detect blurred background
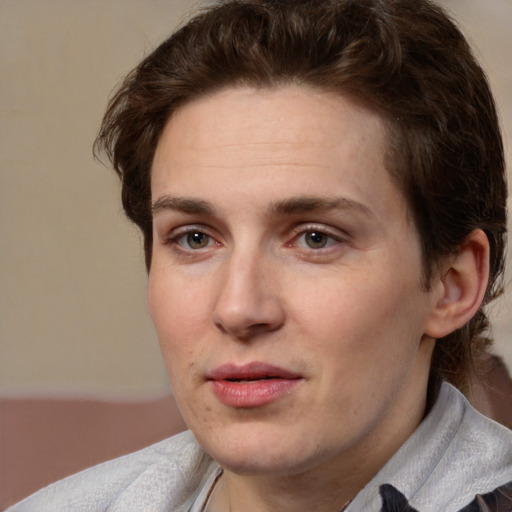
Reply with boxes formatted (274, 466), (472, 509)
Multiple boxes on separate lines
(1, 0), (511, 508)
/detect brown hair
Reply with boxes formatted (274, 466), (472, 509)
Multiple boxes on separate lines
(95, 0), (507, 392)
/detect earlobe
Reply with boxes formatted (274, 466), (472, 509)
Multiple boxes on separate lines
(424, 229), (490, 339)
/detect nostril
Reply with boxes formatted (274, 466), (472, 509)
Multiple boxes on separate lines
(214, 321), (231, 337)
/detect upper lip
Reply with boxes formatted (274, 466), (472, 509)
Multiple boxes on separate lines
(207, 362), (302, 381)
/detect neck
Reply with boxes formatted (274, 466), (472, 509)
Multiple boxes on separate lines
(207, 469), (355, 512)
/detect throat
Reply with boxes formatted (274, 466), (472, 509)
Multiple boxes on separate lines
(202, 471), (354, 512)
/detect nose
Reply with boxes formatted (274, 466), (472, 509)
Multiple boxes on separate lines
(212, 249), (286, 340)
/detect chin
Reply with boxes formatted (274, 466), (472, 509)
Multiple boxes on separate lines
(197, 423), (336, 478)
(213, 450), (308, 477)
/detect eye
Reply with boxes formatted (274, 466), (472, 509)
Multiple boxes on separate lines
(175, 230), (216, 250)
(295, 230), (340, 249)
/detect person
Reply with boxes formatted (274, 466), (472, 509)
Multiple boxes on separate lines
(8, 0), (512, 511)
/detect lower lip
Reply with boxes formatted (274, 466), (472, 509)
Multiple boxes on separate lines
(210, 378), (302, 408)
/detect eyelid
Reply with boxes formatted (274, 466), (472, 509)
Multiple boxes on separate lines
(164, 224), (221, 250)
(288, 223), (349, 246)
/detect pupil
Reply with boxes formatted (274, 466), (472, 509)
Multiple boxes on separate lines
(307, 231), (327, 248)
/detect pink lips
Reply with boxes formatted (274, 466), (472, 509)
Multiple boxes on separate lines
(207, 362), (303, 408)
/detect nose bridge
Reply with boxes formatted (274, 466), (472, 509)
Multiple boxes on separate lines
(224, 244), (262, 298)
(213, 241), (284, 338)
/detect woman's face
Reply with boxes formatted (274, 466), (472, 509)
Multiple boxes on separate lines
(148, 86), (439, 478)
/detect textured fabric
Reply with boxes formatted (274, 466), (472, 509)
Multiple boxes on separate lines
(345, 384), (512, 511)
(7, 383), (512, 512)
(188, 466), (223, 512)
(6, 430), (215, 512)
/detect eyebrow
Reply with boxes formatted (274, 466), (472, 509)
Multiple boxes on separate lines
(151, 194), (373, 219)
(151, 196), (215, 216)
(270, 196), (374, 218)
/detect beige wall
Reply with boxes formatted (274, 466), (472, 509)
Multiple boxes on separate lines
(1, 0), (511, 399)
(0, 0), (202, 397)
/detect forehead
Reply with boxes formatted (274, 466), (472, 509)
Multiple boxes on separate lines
(151, 86), (406, 222)
(154, 86), (386, 167)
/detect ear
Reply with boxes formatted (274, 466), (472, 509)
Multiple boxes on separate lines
(424, 229), (490, 339)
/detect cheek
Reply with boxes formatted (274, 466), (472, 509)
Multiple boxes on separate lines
(147, 273), (206, 375)
(297, 278), (429, 421)
(148, 264), (210, 330)
(292, 270), (427, 366)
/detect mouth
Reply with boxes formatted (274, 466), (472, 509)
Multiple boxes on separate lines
(209, 362), (300, 380)
(207, 362), (303, 408)
(225, 376), (280, 382)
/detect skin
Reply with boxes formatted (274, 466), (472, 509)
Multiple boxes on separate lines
(148, 86), (445, 512)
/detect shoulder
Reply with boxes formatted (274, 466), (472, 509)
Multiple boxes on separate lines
(402, 383), (512, 510)
(349, 382), (512, 512)
(438, 383), (512, 477)
(6, 430), (216, 512)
